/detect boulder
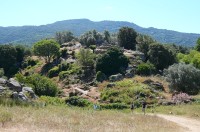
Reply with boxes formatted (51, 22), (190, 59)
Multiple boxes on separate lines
(22, 87), (38, 99)
(0, 78), (7, 84)
(7, 78), (22, 92)
(125, 72), (134, 78)
(18, 92), (28, 101)
(11, 92), (19, 99)
(109, 74), (123, 82)
(107, 83), (116, 88)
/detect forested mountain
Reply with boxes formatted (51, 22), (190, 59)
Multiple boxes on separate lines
(0, 19), (199, 46)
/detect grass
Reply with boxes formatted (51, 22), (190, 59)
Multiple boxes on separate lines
(0, 105), (182, 132)
(151, 103), (200, 119)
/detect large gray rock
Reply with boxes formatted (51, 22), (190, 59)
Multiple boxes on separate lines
(0, 86), (6, 93)
(7, 78), (22, 92)
(0, 78), (7, 84)
(22, 87), (38, 99)
(109, 74), (123, 82)
(18, 92), (28, 101)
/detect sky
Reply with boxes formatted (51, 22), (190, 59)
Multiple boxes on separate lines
(0, 0), (200, 33)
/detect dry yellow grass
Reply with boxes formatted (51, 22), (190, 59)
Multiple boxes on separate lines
(0, 105), (183, 132)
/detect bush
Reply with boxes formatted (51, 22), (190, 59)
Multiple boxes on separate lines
(96, 71), (107, 82)
(65, 96), (91, 107)
(96, 47), (129, 76)
(101, 103), (128, 109)
(27, 74), (58, 97)
(39, 96), (65, 105)
(48, 66), (59, 78)
(58, 62), (70, 71)
(0, 68), (4, 77)
(164, 63), (200, 95)
(59, 71), (70, 80)
(136, 62), (155, 75)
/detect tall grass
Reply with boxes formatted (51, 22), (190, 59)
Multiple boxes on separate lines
(0, 105), (182, 132)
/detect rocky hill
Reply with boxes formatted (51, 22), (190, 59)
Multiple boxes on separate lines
(0, 19), (199, 46)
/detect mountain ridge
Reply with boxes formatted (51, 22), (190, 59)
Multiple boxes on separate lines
(0, 19), (199, 46)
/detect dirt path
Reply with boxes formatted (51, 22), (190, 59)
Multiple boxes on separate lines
(155, 114), (200, 132)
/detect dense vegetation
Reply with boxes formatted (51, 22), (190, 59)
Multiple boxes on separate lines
(0, 19), (199, 46)
(0, 24), (200, 112)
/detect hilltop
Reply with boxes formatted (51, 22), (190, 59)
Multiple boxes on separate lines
(0, 19), (199, 46)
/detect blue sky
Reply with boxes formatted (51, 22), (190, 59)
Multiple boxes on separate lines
(0, 0), (200, 33)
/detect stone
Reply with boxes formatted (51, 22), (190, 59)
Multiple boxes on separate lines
(22, 87), (38, 99)
(7, 78), (22, 92)
(11, 92), (19, 99)
(107, 83), (116, 88)
(109, 74), (123, 82)
(18, 92), (28, 101)
(0, 78), (7, 84)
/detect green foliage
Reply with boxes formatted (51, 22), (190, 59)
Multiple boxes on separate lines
(79, 30), (104, 47)
(195, 38), (200, 52)
(164, 63), (200, 95)
(96, 71), (107, 82)
(89, 45), (96, 53)
(96, 47), (129, 76)
(104, 30), (111, 43)
(39, 96), (65, 105)
(76, 48), (95, 68)
(60, 48), (68, 58)
(136, 62), (155, 75)
(0, 68), (4, 77)
(0, 45), (18, 76)
(22, 57), (38, 69)
(33, 39), (60, 63)
(136, 34), (156, 59)
(15, 74), (58, 97)
(55, 31), (74, 44)
(177, 50), (200, 69)
(59, 64), (82, 80)
(101, 103), (128, 110)
(118, 27), (137, 50)
(48, 66), (60, 78)
(58, 62), (70, 71)
(148, 43), (176, 70)
(66, 96), (91, 107)
(101, 79), (158, 105)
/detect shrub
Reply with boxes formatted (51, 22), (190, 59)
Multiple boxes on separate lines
(48, 66), (59, 78)
(96, 71), (107, 82)
(0, 68), (4, 77)
(39, 96), (65, 105)
(136, 62), (155, 75)
(58, 62), (70, 71)
(96, 47), (129, 76)
(164, 63), (200, 95)
(65, 96), (91, 107)
(27, 74), (58, 97)
(59, 71), (70, 80)
(101, 103), (128, 109)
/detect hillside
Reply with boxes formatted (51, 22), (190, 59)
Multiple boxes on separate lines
(0, 19), (199, 46)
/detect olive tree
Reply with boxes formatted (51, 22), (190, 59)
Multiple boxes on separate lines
(164, 63), (200, 95)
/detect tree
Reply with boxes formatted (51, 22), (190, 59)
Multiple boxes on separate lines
(164, 63), (200, 95)
(148, 43), (176, 70)
(195, 37), (200, 52)
(0, 45), (17, 76)
(79, 30), (104, 47)
(33, 40), (60, 63)
(96, 47), (129, 76)
(76, 48), (95, 68)
(136, 34), (156, 60)
(104, 30), (111, 43)
(118, 27), (137, 50)
(55, 31), (74, 44)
